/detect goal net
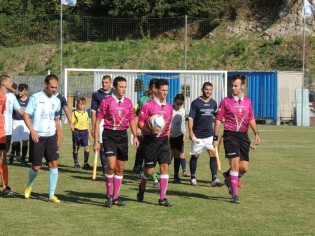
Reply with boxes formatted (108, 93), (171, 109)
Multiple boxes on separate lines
(64, 68), (228, 114)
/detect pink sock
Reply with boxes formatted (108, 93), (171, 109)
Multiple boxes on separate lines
(140, 173), (148, 190)
(113, 175), (123, 199)
(160, 174), (169, 200)
(230, 171), (239, 197)
(105, 174), (114, 196)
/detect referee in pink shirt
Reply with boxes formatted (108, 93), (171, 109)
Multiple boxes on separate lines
(93, 76), (139, 208)
(213, 74), (260, 204)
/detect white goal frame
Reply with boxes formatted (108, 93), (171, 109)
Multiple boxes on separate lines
(64, 68), (228, 113)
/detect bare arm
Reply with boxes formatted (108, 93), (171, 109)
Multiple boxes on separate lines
(17, 108), (24, 116)
(23, 112), (39, 143)
(63, 106), (74, 131)
(91, 111), (96, 135)
(134, 116), (141, 137)
(55, 118), (62, 147)
(249, 119), (260, 145)
(129, 119), (139, 147)
(93, 117), (101, 152)
(87, 121), (91, 138)
(138, 120), (151, 135)
(213, 119), (222, 147)
(188, 117), (195, 140)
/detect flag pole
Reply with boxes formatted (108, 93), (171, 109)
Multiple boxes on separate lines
(60, 2), (63, 92)
(302, 10), (306, 126)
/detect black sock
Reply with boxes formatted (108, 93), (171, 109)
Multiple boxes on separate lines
(134, 148), (144, 168)
(73, 152), (78, 164)
(190, 155), (198, 179)
(22, 144), (28, 159)
(180, 158), (187, 172)
(11, 141), (19, 155)
(210, 157), (218, 182)
(174, 157), (180, 178)
(100, 150), (106, 173)
(84, 151), (89, 163)
(224, 168), (231, 177)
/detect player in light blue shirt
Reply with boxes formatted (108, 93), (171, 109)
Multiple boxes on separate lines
(23, 74), (62, 203)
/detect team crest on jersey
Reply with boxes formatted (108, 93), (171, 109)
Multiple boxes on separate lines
(116, 107), (123, 117)
(236, 106), (243, 113)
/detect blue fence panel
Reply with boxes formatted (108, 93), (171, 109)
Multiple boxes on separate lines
(136, 73), (180, 104)
(228, 71), (278, 121)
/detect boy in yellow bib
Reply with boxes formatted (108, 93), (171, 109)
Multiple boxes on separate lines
(72, 97), (91, 169)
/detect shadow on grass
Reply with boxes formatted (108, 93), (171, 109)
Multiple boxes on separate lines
(61, 190), (156, 206)
(69, 168), (143, 183)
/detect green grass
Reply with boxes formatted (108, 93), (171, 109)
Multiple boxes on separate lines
(1, 125), (315, 235)
(1, 36), (312, 78)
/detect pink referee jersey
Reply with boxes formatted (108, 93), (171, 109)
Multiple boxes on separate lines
(216, 95), (255, 132)
(138, 97), (173, 137)
(97, 94), (134, 130)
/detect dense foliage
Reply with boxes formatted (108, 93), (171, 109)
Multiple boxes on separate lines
(0, 0), (249, 18)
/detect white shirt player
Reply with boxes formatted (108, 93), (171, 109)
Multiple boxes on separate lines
(5, 92), (21, 135)
(25, 91), (61, 137)
(170, 106), (186, 138)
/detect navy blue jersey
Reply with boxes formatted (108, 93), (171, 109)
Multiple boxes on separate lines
(188, 97), (217, 138)
(12, 95), (29, 120)
(56, 93), (68, 119)
(90, 88), (114, 113)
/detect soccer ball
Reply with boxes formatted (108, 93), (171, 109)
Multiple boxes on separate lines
(149, 114), (165, 132)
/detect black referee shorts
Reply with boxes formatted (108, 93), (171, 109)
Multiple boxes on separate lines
(223, 130), (251, 161)
(170, 134), (184, 152)
(142, 135), (171, 168)
(102, 129), (128, 161)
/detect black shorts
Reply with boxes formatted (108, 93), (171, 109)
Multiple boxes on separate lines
(72, 129), (89, 147)
(223, 130), (250, 161)
(0, 143), (6, 150)
(6, 135), (11, 151)
(142, 135), (171, 168)
(29, 134), (59, 166)
(170, 134), (184, 151)
(102, 129), (128, 161)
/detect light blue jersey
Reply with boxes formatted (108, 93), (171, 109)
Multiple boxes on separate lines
(25, 91), (61, 137)
(5, 92), (21, 135)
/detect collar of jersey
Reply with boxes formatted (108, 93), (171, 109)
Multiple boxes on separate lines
(232, 93), (244, 102)
(153, 96), (166, 106)
(111, 94), (124, 103)
(198, 96), (211, 103)
(99, 88), (112, 93)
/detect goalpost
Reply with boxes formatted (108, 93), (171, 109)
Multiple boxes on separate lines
(64, 68), (228, 114)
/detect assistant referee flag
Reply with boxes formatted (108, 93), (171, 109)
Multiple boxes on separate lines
(61, 0), (76, 7)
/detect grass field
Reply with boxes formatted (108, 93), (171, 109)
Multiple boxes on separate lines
(1, 125), (314, 235)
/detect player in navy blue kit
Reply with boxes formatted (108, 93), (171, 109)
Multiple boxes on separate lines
(188, 82), (223, 187)
(91, 75), (114, 176)
(11, 84), (30, 166)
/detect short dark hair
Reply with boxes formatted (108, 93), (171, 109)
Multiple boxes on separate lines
(174, 93), (185, 102)
(102, 75), (111, 81)
(232, 74), (246, 85)
(113, 76), (127, 88)
(12, 83), (17, 90)
(78, 97), (86, 103)
(45, 74), (59, 85)
(0, 75), (11, 86)
(149, 78), (159, 89)
(202, 82), (213, 90)
(18, 83), (28, 91)
(155, 78), (168, 89)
